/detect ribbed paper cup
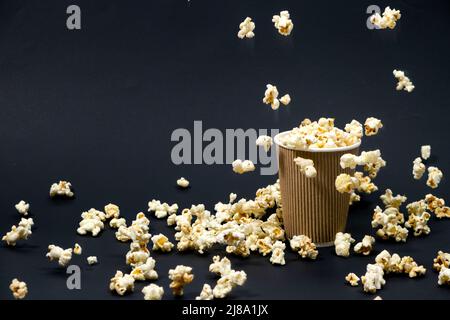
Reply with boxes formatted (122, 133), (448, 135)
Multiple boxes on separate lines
(274, 132), (360, 247)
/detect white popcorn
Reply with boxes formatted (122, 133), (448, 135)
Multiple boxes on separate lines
(237, 17), (255, 39)
(49, 180), (74, 198)
(290, 235), (318, 260)
(375, 250), (426, 278)
(77, 208), (106, 237)
(262, 84), (280, 110)
(393, 69), (415, 93)
(354, 235), (375, 256)
(2, 217), (34, 246)
(344, 120), (363, 138)
(340, 150), (386, 178)
(142, 284), (164, 300)
(371, 205), (408, 242)
(349, 192), (361, 205)
(148, 199), (178, 219)
(345, 273), (360, 286)
(294, 157), (317, 178)
(424, 194), (450, 219)
(87, 256), (98, 265)
(270, 240), (286, 265)
(177, 177), (190, 188)
(46, 245), (73, 267)
(335, 174), (359, 194)
(9, 279), (28, 300)
(196, 284), (214, 300)
(280, 94), (291, 106)
(15, 200), (29, 216)
(126, 242), (150, 267)
(272, 10), (293, 36)
(361, 264), (386, 293)
(421, 145), (431, 160)
(168, 265), (194, 296)
(374, 296), (383, 300)
(433, 251), (450, 272)
(232, 159), (255, 174)
(131, 257), (158, 281)
(110, 217), (127, 229)
(405, 200), (431, 236)
(380, 189), (407, 209)
(209, 256), (232, 276)
(427, 166), (443, 189)
(334, 232), (355, 257)
(104, 203), (120, 219)
(151, 233), (174, 252)
(340, 154), (359, 169)
(438, 267), (450, 286)
(364, 117), (383, 136)
(354, 172), (378, 194)
(256, 135), (273, 152)
(412, 157), (426, 180)
(213, 270), (247, 299)
(73, 243), (82, 255)
(370, 6), (401, 30)
(109, 271), (135, 296)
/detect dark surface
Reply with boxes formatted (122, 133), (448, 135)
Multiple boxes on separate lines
(0, 0), (450, 300)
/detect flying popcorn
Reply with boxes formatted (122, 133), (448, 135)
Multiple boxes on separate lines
(340, 150), (386, 178)
(87, 256), (98, 265)
(9, 279), (28, 300)
(334, 232), (355, 257)
(412, 157), (426, 180)
(177, 177), (190, 188)
(354, 235), (375, 256)
(424, 194), (450, 219)
(2, 218), (34, 246)
(262, 84), (280, 110)
(335, 174), (358, 194)
(421, 145), (431, 160)
(345, 273), (360, 287)
(73, 243), (82, 255)
(364, 117), (383, 136)
(237, 17), (255, 39)
(294, 157), (317, 178)
(196, 284), (214, 300)
(393, 69), (415, 93)
(290, 235), (318, 260)
(15, 200), (29, 216)
(168, 265), (194, 296)
(110, 271), (135, 296)
(151, 233), (174, 252)
(272, 10), (293, 36)
(405, 200), (431, 236)
(380, 189), (407, 209)
(427, 166), (443, 189)
(142, 284), (164, 300)
(361, 264), (386, 293)
(232, 159), (255, 174)
(256, 135), (273, 152)
(279, 94), (291, 106)
(371, 205), (408, 243)
(370, 6), (401, 29)
(148, 200), (178, 219)
(46, 245), (73, 267)
(49, 180), (74, 198)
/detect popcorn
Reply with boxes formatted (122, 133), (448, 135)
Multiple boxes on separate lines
(196, 284), (214, 300)
(109, 271), (135, 296)
(371, 205), (408, 242)
(427, 166), (443, 189)
(168, 265), (194, 296)
(421, 145), (431, 160)
(270, 240), (286, 265)
(272, 10), (293, 36)
(354, 235), (375, 256)
(370, 6), (401, 30)
(77, 208), (106, 237)
(110, 217), (127, 229)
(424, 194), (450, 219)
(361, 264), (386, 293)
(354, 172), (378, 194)
(148, 199), (178, 219)
(2, 217), (34, 246)
(151, 233), (174, 252)
(345, 273), (360, 287)
(73, 243), (82, 255)
(364, 117), (383, 136)
(87, 256), (98, 265)
(433, 251), (450, 272)
(380, 189), (407, 209)
(104, 203), (120, 219)
(142, 284), (164, 300)
(237, 17), (255, 39)
(9, 279), (28, 299)
(232, 159), (255, 174)
(375, 250), (426, 278)
(344, 120), (363, 138)
(131, 257), (158, 281)
(209, 256), (232, 276)
(294, 157), (317, 178)
(15, 200), (29, 216)
(263, 84), (280, 110)
(438, 267), (450, 286)
(46, 245), (73, 267)
(280, 94), (291, 106)
(256, 135), (273, 152)
(349, 192), (360, 205)
(412, 157), (426, 180)
(393, 69), (415, 93)
(126, 242), (150, 267)
(334, 232), (355, 257)
(290, 235), (318, 260)
(405, 200), (431, 236)
(335, 174), (358, 193)
(213, 269), (247, 299)
(340, 150), (386, 178)
(177, 177), (190, 188)
(49, 180), (74, 198)
(374, 296), (383, 300)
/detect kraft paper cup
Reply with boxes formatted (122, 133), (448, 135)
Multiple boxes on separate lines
(274, 131), (360, 247)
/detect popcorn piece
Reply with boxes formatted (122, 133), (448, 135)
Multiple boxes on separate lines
(110, 217), (127, 229)
(340, 150), (386, 178)
(116, 212), (150, 243)
(421, 145), (431, 160)
(142, 284), (164, 300)
(263, 84), (280, 110)
(49, 180), (74, 198)
(349, 192), (361, 205)
(15, 200), (29, 216)
(354, 235), (375, 256)
(393, 69), (415, 93)
(427, 166), (443, 189)
(364, 117), (383, 136)
(270, 240), (286, 265)
(370, 6), (401, 30)
(209, 256), (232, 276)
(290, 235), (318, 260)
(280, 94), (291, 106)
(344, 120), (363, 138)
(375, 250), (426, 278)
(87, 256), (98, 265)
(73, 243), (82, 255)
(405, 202), (431, 237)
(256, 135), (273, 152)
(345, 273), (360, 286)
(109, 271), (135, 296)
(438, 267), (450, 286)
(196, 284), (214, 300)
(46, 245), (73, 267)
(334, 232), (355, 258)
(335, 174), (358, 194)
(9, 279), (28, 300)
(294, 157), (317, 178)
(151, 233), (174, 252)
(272, 10), (293, 36)
(380, 189), (407, 209)
(126, 242), (150, 267)
(131, 257), (158, 281)
(340, 154), (359, 169)
(361, 264), (386, 293)
(232, 159), (255, 174)
(433, 251), (450, 272)
(104, 203), (120, 219)
(374, 296), (383, 300)
(177, 177), (190, 188)
(168, 265), (194, 296)
(237, 17), (255, 39)
(213, 270), (247, 299)
(412, 157), (426, 180)
(77, 208), (106, 237)
(148, 199), (178, 219)
(354, 172), (378, 194)
(372, 206), (408, 242)
(2, 218), (34, 246)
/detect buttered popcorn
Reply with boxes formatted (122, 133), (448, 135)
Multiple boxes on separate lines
(280, 94), (291, 106)
(148, 199), (178, 219)
(151, 233), (174, 252)
(354, 235), (375, 256)
(104, 203), (120, 219)
(270, 241), (286, 265)
(142, 284), (164, 300)
(2, 217), (34, 246)
(15, 200), (29, 216)
(405, 200), (431, 236)
(9, 279), (28, 300)
(393, 69), (415, 93)
(126, 242), (150, 267)
(421, 145), (431, 160)
(335, 172), (378, 195)
(263, 84), (280, 110)
(110, 271), (135, 296)
(375, 250), (426, 278)
(46, 245), (73, 267)
(272, 10), (293, 36)
(424, 194), (450, 219)
(364, 117), (383, 136)
(237, 17), (255, 39)
(290, 235), (318, 260)
(345, 273), (360, 287)
(77, 208), (106, 237)
(361, 264), (386, 293)
(340, 150), (386, 178)
(232, 159), (255, 174)
(73, 243), (82, 255)
(380, 189), (407, 209)
(256, 135), (273, 152)
(49, 180), (74, 198)
(427, 166), (443, 189)
(370, 6), (401, 30)
(168, 265), (194, 296)
(294, 157), (317, 178)
(413, 157), (426, 180)
(433, 251), (450, 272)
(196, 284), (214, 300)
(334, 232), (355, 258)
(177, 177), (190, 188)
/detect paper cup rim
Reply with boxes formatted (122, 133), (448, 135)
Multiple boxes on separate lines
(274, 131), (361, 153)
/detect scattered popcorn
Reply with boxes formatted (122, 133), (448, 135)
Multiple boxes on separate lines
(46, 245), (73, 267)
(151, 233), (174, 252)
(344, 120), (363, 139)
(427, 166), (443, 189)
(435, 206), (450, 219)
(15, 200), (29, 216)
(110, 217), (127, 229)
(371, 205), (408, 242)
(438, 267), (450, 286)
(256, 135), (273, 152)
(87, 256), (98, 265)
(2, 217), (34, 246)
(126, 242), (150, 267)
(335, 174), (358, 194)
(405, 200), (431, 236)
(73, 243), (82, 255)
(412, 157), (426, 180)
(237, 17), (255, 39)
(49, 180), (74, 198)
(433, 251), (450, 272)
(77, 208), (106, 237)
(177, 177), (190, 188)
(361, 264), (386, 293)
(334, 232), (355, 258)
(142, 284), (164, 300)
(421, 145), (431, 160)
(209, 256), (247, 299)
(148, 200), (178, 219)
(380, 189), (407, 209)
(345, 273), (360, 287)
(290, 235), (318, 260)
(168, 265), (194, 296)
(280, 94), (291, 106)
(272, 10), (293, 36)
(393, 69), (415, 93)
(294, 157), (317, 178)
(110, 271), (135, 296)
(370, 6), (401, 30)
(131, 257), (158, 281)
(270, 240), (286, 265)
(354, 235), (375, 256)
(9, 279), (28, 300)
(354, 172), (378, 194)
(364, 117), (383, 136)
(349, 192), (361, 205)
(263, 84), (280, 110)
(340, 150), (386, 178)
(424, 194), (450, 219)
(375, 250), (426, 278)
(196, 284), (214, 300)
(232, 159), (255, 174)
(104, 203), (120, 219)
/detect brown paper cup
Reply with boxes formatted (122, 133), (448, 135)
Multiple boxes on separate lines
(274, 132), (360, 247)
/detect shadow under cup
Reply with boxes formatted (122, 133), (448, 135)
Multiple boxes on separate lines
(274, 131), (360, 247)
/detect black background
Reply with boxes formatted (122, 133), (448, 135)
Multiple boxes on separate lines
(0, 0), (449, 300)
